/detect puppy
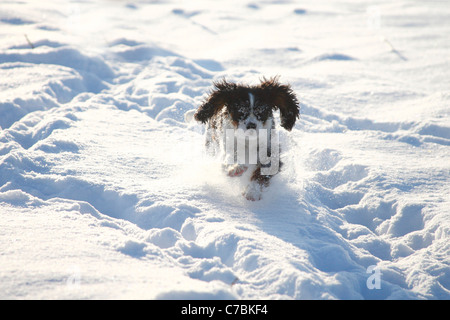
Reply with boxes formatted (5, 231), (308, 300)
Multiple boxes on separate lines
(194, 77), (300, 200)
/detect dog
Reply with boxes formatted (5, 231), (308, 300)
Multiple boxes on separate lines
(194, 77), (300, 201)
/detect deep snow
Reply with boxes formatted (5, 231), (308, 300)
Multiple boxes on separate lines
(0, 0), (449, 299)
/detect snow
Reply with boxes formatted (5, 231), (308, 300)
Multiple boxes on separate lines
(1, 0), (449, 300)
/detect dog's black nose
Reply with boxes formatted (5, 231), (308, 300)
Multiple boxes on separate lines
(246, 122), (257, 130)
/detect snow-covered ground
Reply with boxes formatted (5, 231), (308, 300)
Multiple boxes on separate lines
(1, 0), (449, 300)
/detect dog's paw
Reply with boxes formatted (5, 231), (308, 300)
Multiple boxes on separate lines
(242, 184), (262, 201)
(227, 164), (248, 177)
(243, 192), (261, 201)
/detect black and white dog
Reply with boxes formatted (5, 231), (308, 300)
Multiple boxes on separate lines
(194, 77), (300, 200)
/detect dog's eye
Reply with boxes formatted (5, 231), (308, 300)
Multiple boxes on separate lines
(234, 102), (250, 119)
(238, 109), (250, 119)
(254, 105), (268, 120)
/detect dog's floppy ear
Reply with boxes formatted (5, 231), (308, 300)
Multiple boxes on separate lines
(261, 77), (300, 131)
(194, 79), (235, 123)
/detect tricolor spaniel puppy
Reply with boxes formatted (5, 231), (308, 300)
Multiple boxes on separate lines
(194, 77), (300, 201)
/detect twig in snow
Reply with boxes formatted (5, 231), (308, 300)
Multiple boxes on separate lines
(24, 34), (35, 49)
(231, 277), (240, 286)
(382, 36), (407, 61)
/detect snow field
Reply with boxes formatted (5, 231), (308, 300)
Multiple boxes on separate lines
(1, 0), (449, 299)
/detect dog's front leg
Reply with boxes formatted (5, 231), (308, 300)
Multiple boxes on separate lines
(226, 164), (248, 177)
(242, 167), (271, 201)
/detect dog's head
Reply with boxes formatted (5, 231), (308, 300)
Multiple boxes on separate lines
(194, 77), (300, 131)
